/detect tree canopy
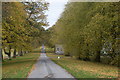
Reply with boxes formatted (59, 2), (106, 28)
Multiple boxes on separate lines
(50, 2), (119, 66)
(2, 2), (48, 59)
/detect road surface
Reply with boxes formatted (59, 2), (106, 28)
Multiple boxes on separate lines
(28, 53), (75, 79)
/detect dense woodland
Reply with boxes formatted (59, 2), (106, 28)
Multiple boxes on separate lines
(50, 2), (120, 66)
(2, 2), (49, 60)
(1, 2), (119, 66)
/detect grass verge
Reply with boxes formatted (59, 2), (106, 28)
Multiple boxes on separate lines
(47, 53), (118, 79)
(2, 52), (40, 78)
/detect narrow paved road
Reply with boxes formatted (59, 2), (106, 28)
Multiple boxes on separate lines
(28, 53), (75, 79)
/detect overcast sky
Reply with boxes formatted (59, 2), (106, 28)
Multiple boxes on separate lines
(43, 0), (68, 29)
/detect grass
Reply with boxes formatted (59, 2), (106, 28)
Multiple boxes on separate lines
(47, 53), (118, 79)
(2, 52), (40, 78)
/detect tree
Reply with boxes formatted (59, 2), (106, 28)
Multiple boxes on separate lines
(51, 2), (119, 65)
(2, 2), (48, 59)
(24, 2), (48, 28)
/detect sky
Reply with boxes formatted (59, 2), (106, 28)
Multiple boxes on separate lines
(43, 0), (68, 30)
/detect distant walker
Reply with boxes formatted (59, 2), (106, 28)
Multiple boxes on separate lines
(41, 44), (46, 53)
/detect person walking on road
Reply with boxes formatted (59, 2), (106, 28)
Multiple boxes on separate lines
(41, 44), (46, 53)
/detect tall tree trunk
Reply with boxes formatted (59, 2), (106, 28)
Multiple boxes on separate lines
(95, 51), (101, 62)
(20, 49), (23, 56)
(26, 51), (28, 54)
(1, 53), (3, 61)
(0, 49), (3, 61)
(54, 45), (56, 53)
(24, 51), (26, 54)
(8, 46), (11, 60)
(22, 51), (25, 55)
(18, 50), (20, 56)
(25, 51), (28, 54)
(83, 44), (90, 61)
(3, 47), (11, 60)
(13, 49), (16, 58)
